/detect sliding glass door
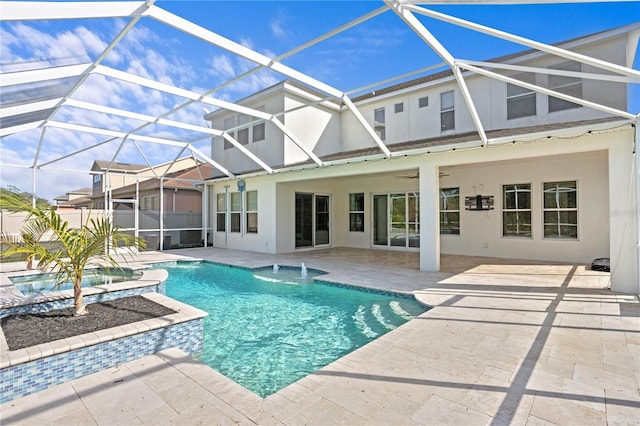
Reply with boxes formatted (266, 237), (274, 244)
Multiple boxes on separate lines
(372, 192), (419, 249)
(295, 193), (330, 248)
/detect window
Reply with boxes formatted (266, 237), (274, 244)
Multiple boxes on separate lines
(439, 188), (459, 235)
(223, 116), (235, 150)
(507, 73), (536, 119)
(246, 190), (258, 233)
(502, 184), (531, 237)
(230, 192), (242, 233)
(252, 105), (266, 142)
(543, 181), (577, 239)
(548, 61), (582, 112)
(141, 195), (159, 211)
(252, 122), (265, 142)
(349, 193), (365, 232)
(216, 193), (226, 232)
(394, 102), (404, 113)
(92, 174), (102, 194)
(374, 107), (385, 141)
(440, 91), (454, 131)
(418, 96), (429, 108)
(238, 114), (250, 145)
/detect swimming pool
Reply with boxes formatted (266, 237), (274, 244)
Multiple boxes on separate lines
(154, 261), (428, 397)
(11, 268), (142, 295)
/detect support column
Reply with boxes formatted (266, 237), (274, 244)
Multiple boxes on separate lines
(419, 162), (440, 272)
(202, 183), (208, 247)
(608, 131), (639, 293)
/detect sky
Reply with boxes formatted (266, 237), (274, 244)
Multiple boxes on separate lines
(1, 0), (639, 202)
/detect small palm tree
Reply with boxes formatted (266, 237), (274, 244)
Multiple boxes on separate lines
(0, 193), (145, 316)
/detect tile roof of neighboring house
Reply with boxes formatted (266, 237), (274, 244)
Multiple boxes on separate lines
(92, 160), (147, 173)
(53, 187), (92, 202)
(106, 163), (214, 198)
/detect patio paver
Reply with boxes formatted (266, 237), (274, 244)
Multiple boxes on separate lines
(1, 248), (638, 425)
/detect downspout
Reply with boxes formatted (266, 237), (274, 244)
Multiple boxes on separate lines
(202, 183), (208, 247)
(224, 185), (229, 247)
(635, 119), (640, 293)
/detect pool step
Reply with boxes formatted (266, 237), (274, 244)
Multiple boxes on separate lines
(353, 301), (418, 337)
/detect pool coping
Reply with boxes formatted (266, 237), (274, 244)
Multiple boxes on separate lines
(0, 291), (208, 370)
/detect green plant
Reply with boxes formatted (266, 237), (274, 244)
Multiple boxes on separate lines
(0, 193), (145, 316)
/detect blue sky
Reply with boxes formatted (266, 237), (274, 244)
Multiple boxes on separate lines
(1, 1), (639, 201)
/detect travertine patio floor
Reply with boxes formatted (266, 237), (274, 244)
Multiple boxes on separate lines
(1, 247), (638, 425)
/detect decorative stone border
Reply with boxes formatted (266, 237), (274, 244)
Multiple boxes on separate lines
(0, 292), (207, 404)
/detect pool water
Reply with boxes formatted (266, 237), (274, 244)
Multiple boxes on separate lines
(12, 268), (142, 295)
(155, 261), (427, 397)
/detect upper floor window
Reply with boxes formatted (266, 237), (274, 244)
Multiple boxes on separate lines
(252, 105), (266, 142)
(349, 193), (365, 232)
(92, 174), (102, 193)
(502, 184), (531, 237)
(223, 116), (235, 150)
(418, 96), (429, 108)
(439, 187), (459, 235)
(394, 102), (404, 113)
(507, 73), (536, 119)
(237, 114), (250, 145)
(440, 91), (455, 131)
(374, 107), (385, 141)
(543, 181), (577, 239)
(548, 61), (582, 113)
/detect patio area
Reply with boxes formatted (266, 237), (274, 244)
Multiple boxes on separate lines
(1, 248), (638, 425)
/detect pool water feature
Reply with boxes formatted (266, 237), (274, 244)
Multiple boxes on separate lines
(155, 261), (428, 397)
(11, 268), (142, 295)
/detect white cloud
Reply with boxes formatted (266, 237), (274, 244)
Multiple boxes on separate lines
(270, 11), (290, 40)
(210, 54), (235, 80)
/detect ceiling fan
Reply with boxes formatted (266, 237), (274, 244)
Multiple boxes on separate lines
(394, 171), (449, 179)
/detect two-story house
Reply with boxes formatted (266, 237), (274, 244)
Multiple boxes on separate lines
(204, 24), (638, 293)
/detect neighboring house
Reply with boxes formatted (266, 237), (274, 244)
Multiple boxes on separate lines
(54, 188), (92, 209)
(91, 159), (212, 250)
(205, 24), (639, 293)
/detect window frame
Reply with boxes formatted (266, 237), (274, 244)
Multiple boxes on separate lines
(374, 107), (386, 141)
(245, 190), (258, 234)
(502, 183), (532, 238)
(230, 192), (242, 233)
(216, 193), (226, 232)
(507, 73), (536, 120)
(223, 116), (235, 150)
(439, 187), (460, 235)
(394, 102), (404, 113)
(440, 91), (455, 131)
(349, 192), (365, 232)
(548, 61), (583, 113)
(543, 180), (578, 240)
(418, 96), (429, 108)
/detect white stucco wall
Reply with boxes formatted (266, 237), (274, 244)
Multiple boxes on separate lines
(437, 150), (610, 263)
(283, 94), (341, 165)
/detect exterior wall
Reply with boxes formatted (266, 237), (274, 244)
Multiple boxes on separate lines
(342, 34), (629, 153)
(438, 151), (609, 263)
(209, 92), (285, 174)
(210, 177), (278, 253)
(283, 94), (341, 164)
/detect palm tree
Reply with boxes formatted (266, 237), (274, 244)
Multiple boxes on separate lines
(0, 193), (145, 316)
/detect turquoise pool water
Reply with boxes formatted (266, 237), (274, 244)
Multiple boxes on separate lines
(155, 261), (428, 397)
(11, 268), (142, 295)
